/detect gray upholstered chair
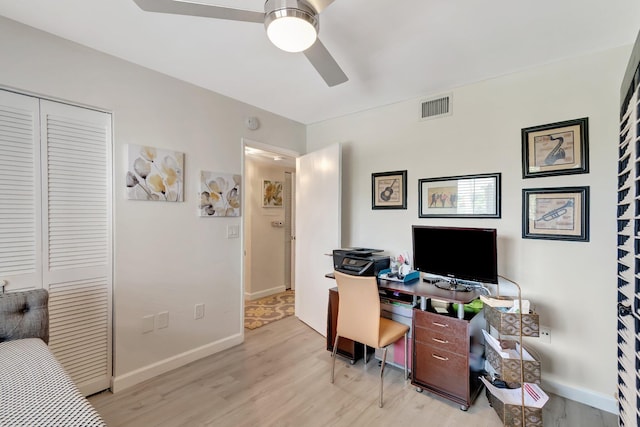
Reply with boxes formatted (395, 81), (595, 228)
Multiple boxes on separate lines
(330, 271), (409, 407)
(0, 289), (49, 343)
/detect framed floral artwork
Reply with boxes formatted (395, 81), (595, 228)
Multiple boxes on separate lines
(199, 171), (241, 217)
(126, 144), (184, 202)
(262, 180), (283, 207)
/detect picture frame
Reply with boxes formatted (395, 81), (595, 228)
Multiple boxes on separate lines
(126, 144), (184, 202)
(372, 170), (407, 210)
(521, 117), (589, 178)
(418, 172), (501, 218)
(199, 171), (241, 217)
(522, 186), (589, 241)
(262, 179), (283, 207)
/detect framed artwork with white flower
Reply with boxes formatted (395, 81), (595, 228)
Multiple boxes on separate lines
(262, 180), (283, 207)
(199, 171), (241, 217)
(126, 144), (184, 202)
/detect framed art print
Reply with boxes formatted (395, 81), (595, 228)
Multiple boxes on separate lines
(522, 186), (589, 241)
(126, 144), (184, 202)
(418, 172), (501, 218)
(199, 171), (241, 217)
(372, 170), (407, 210)
(262, 180), (283, 207)
(522, 117), (589, 178)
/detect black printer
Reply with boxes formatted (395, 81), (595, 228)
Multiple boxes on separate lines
(333, 248), (390, 276)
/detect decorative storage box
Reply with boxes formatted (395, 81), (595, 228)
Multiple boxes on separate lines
(485, 340), (541, 388)
(486, 388), (543, 427)
(484, 304), (540, 337)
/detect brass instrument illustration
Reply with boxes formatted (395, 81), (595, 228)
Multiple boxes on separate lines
(544, 134), (565, 165)
(536, 200), (573, 222)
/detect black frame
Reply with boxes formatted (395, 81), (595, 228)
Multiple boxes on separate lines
(418, 172), (501, 218)
(522, 186), (589, 241)
(371, 170), (407, 210)
(521, 117), (589, 178)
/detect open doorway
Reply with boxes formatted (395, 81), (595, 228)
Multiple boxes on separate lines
(242, 139), (298, 330)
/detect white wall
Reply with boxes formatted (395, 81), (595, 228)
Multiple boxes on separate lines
(244, 156), (294, 299)
(307, 46), (630, 412)
(0, 16), (305, 390)
(1, 12), (631, 410)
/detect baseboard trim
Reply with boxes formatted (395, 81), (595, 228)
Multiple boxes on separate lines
(244, 285), (286, 301)
(542, 377), (618, 415)
(111, 333), (243, 393)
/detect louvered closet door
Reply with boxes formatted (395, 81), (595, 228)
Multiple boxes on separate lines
(40, 99), (112, 396)
(0, 91), (112, 395)
(0, 90), (42, 291)
(617, 81), (636, 426)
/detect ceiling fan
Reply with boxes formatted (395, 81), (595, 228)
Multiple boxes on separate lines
(132, 0), (348, 86)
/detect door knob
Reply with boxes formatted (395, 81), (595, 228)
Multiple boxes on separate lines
(618, 302), (633, 317)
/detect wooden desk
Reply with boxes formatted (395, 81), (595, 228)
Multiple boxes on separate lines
(326, 272), (481, 307)
(377, 279), (480, 316)
(326, 273), (484, 410)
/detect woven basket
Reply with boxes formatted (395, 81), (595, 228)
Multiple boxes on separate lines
(485, 304), (539, 337)
(486, 387), (543, 427)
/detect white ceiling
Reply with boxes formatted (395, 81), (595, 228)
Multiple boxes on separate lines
(1, 0), (639, 125)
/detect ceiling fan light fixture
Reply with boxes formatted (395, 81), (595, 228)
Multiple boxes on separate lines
(265, 0), (318, 53)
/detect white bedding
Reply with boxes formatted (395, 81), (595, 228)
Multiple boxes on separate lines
(0, 338), (106, 427)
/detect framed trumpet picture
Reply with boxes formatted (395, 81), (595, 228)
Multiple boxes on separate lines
(372, 170), (407, 209)
(522, 186), (589, 241)
(521, 117), (589, 178)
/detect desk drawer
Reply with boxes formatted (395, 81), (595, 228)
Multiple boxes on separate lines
(413, 342), (467, 399)
(414, 325), (466, 354)
(414, 310), (467, 337)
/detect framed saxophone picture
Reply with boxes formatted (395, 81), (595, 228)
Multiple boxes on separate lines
(372, 170), (407, 209)
(521, 117), (589, 178)
(522, 186), (589, 241)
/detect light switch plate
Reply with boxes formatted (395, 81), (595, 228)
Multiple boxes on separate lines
(157, 311), (169, 329)
(227, 225), (239, 238)
(194, 303), (205, 320)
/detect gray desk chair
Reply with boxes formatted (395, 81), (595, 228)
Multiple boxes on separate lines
(330, 271), (410, 407)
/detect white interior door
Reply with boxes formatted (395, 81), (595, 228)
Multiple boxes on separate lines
(284, 171), (294, 290)
(295, 143), (341, 335)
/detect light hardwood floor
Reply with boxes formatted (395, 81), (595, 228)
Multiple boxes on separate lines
(89, 316), (618, 426)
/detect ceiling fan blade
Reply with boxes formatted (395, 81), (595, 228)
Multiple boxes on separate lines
(305, 0), (336, 13)
(304, 39), (348, 87)
(132, 0), (264, 23)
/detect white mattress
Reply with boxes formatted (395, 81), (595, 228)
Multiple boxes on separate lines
(0, 338), (106, 426)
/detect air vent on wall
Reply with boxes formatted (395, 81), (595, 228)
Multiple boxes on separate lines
(420, 94), (452, 120)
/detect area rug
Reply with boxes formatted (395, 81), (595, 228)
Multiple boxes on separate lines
(244, 290), (295, 330)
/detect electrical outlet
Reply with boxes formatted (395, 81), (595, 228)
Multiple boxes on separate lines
(157, 311), (169, 329)
(142, 315), (155, 333)
(539, 325), (551, 343)
(194, 303), (205, 320)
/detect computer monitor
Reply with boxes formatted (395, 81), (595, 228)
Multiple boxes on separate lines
(412, 225), (498, 285)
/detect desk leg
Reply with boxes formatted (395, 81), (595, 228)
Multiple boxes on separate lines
(457, 303), (464, 319)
